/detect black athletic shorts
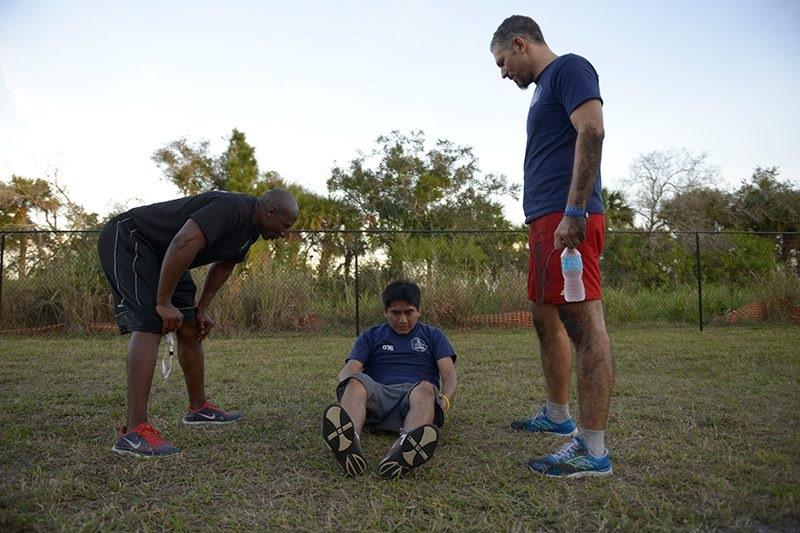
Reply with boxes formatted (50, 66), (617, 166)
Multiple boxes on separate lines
(97, 215), (198, 334)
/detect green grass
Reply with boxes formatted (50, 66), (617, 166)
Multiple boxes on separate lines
(1, 327), (799, 530)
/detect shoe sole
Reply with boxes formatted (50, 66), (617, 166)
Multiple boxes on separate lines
(378, 425), (439, 480)
(542, 466), (613, 479)
(182, 418), (241, 426)
(111, 446), (178, 458)
(511, 425), (578, 437)
(321, 404), (367, 477)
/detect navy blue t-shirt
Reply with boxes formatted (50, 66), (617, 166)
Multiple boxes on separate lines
(523, 53), (604, 223)
(346, 322), (457, 386)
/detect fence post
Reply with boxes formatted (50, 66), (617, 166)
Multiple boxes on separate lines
(695, 232), (704, 331)
(354, 234), (361, 337)
(0, 233), (4, 329)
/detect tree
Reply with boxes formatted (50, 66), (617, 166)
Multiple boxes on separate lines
(730, 166), (800, 233)
(151, 138), (223, 195)
(730, 166), (800, 269)
(153, 129), (276, 196)
(327, 130), (520, 275)
(0, 176), (61, 278)
(328, 130), (518, 231)
(622, 148), (718, 232)
(0, 174), (99, 282)
(221, 128), (261, 193)
(659, 187), (733, 231)
(601, 187), (635, 229)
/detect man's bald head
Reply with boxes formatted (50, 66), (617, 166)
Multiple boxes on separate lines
(260, 188), (299, 219)
(254, 187), (299, 240)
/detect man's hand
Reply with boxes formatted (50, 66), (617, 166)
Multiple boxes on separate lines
(554, 216), (587, 250)
(196, 307), (215, 342)
(156, 302), (183, 334)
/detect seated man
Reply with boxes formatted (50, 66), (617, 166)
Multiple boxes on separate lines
(322, 280), (458, 479)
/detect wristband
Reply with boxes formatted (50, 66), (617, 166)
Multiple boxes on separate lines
(564, 206), (588, 218)
(440, 393), (451, 412)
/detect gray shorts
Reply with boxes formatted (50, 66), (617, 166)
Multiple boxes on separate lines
(336, 372), (445, 433)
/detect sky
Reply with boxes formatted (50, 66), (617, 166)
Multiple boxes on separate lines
(1, 0), (799, 222)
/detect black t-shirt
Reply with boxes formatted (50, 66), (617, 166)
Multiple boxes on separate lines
(127, 191), (261, 267)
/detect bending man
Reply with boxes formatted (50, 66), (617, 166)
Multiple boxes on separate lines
(97, 188), (298, 457)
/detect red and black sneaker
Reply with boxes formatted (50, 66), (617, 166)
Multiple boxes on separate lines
(111, 423), (179, 458)
(183, 400), (243, 426)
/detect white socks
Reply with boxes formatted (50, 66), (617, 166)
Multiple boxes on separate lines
(578, 428), (606, 457)
(545, 400), (571, 423)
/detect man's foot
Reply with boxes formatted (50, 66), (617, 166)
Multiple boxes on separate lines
(321, 404), (367, 476)
(528, 437), (613, 478)
(111, 423), (179, 458)
(510, 406), (578, 436)
(378, 424), (440, 480)
(183, 400), (243, 426)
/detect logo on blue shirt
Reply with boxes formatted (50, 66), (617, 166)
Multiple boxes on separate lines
(411, 337), (428, 353)
(381, 344), (395, 351)
(530, 84), (542, 108)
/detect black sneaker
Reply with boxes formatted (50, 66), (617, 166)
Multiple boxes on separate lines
(111, 423), (179, 458)
(183, 400), (243, 426)
(378, 424), (440, 479)
(321, 404), (367, 476)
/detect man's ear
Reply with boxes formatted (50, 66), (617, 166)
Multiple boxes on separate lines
(512, 36), (527, 53)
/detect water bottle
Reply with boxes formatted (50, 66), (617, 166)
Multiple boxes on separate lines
(161, 332), (175, 380)
(561, 248), (585, 302)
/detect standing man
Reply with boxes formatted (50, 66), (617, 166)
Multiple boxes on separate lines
(98, 188), (299, 457)
(490, 15), (613, 478)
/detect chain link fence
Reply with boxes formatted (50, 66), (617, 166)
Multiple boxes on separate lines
(0, 229), (798, 336)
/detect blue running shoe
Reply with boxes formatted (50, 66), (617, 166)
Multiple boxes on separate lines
(183, 400), (243, 426)
(528, 437), (613, 478)
(510, 406), (578, 436)
(111, 423), (179, 458)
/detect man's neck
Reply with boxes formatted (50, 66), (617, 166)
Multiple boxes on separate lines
(250, 197), (262, 228)
(532, 47), (559, 82)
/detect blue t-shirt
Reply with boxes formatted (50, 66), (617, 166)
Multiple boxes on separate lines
(523, 53), (604, 223)
(346, 322), (457, 386)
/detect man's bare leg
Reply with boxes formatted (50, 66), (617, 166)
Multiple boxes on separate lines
(339, 378), (368, 436)
(558, 300), (613, 457)
(402, 381), (437, 431)
(558, 300), (613, 429)
(125, 331), (161, 429)
(532, 302), (573, 405)
(379, 381), (440, 479)
(176, 322), (206, 410)
(322, 378), (367, 476)
(528, 300), (613, 476)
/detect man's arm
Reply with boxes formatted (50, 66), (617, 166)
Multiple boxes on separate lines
(194, 260), (237, 341)
(338, 360), (364, 382)
(156, 219), (207, 333)
(554, 98), (605, 249)
(437, 356), (458, 407)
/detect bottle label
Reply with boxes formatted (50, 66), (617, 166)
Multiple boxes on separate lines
(562, 256), (582, 270)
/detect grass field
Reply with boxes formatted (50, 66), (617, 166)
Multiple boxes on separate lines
(1, 326), (798, 531)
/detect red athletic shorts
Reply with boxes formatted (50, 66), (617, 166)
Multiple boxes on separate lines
(527, 212), (605, 304)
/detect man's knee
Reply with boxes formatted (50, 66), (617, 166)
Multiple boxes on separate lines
(176, 322), (202, 348)
(532, 304), (564, 339)
(342, 377), (367, 399)
(558, 301), (607, 349)
(410, 381), (436, 402)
